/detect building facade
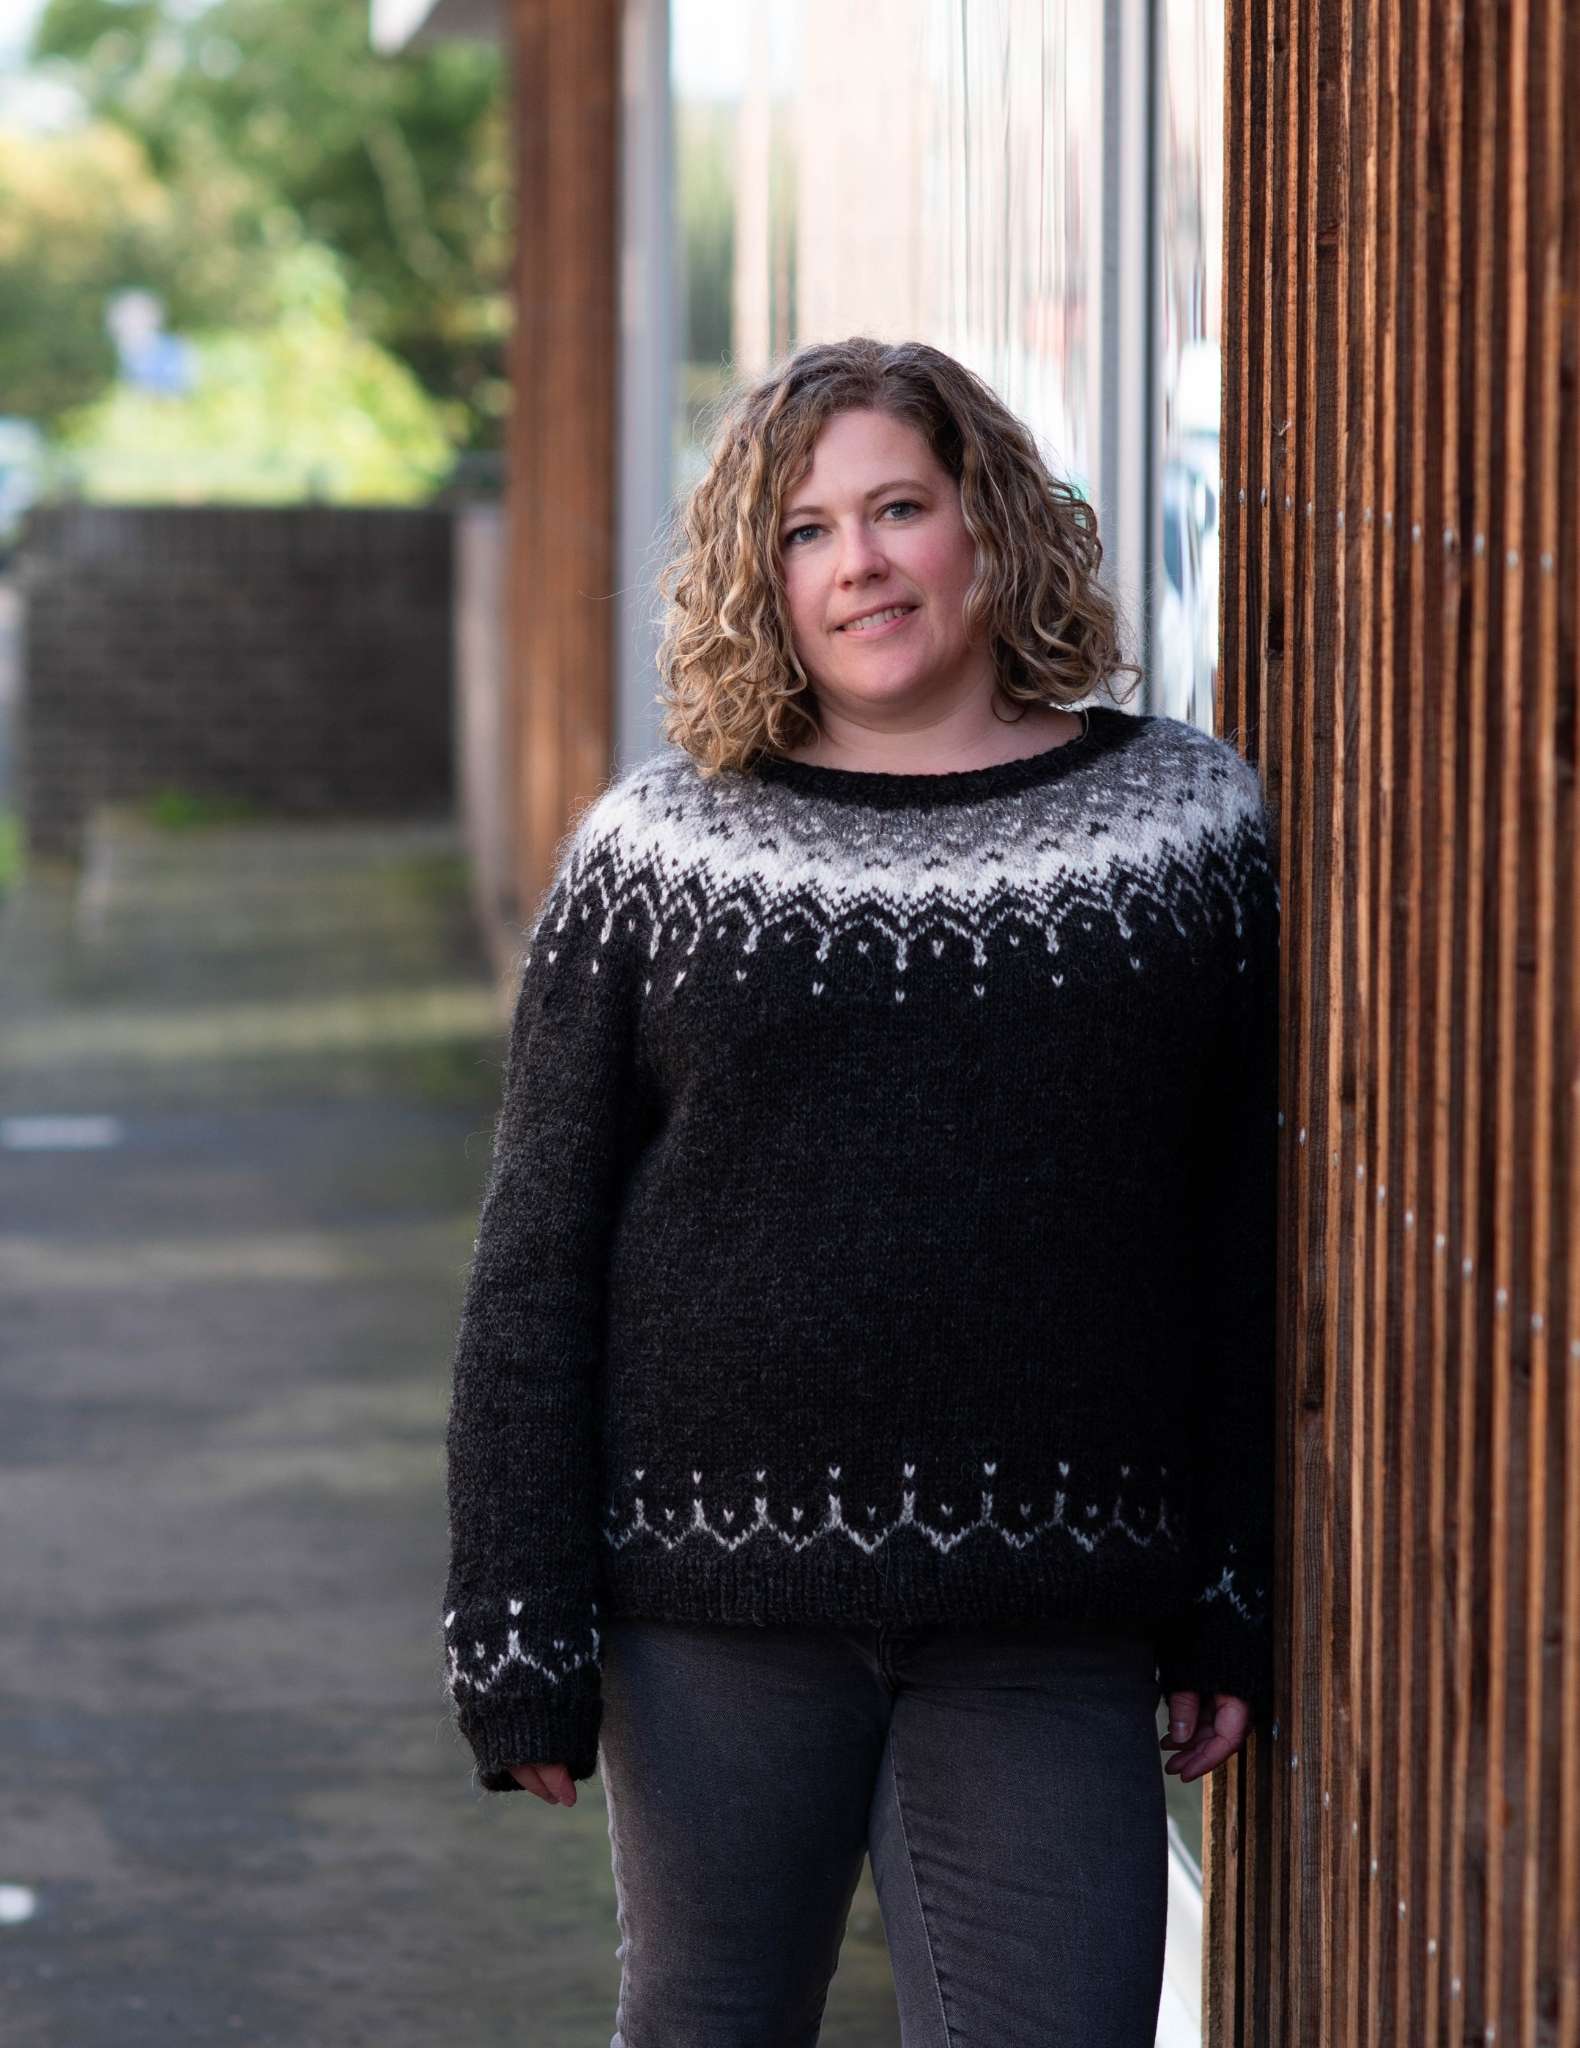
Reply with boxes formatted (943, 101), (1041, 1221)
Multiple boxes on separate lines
(373, 4), (1580, 2044)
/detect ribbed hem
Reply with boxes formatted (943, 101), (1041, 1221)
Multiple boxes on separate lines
(600, 1521), (1197, 1641)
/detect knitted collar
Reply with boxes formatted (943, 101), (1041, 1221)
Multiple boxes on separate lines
(747, 702), (1131, 810)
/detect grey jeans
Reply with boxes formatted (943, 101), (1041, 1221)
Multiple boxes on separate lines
(596, 1615), (1169, 2047)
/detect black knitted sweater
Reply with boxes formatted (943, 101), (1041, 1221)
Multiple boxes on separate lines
(441, 703), (1280, 1791)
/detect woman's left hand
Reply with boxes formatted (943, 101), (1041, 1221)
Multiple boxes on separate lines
(1159, 1691), (1253, 1780)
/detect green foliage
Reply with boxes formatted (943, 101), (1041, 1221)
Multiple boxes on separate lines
(54, 242), (461, 502)
(28, 0), (510, 450)
(0, 123), (128, 420)
(139, 788), (268, 830)
(0, 803), (21, 894)
(386, 848), (472, 909)
(0, 118), (272, 424)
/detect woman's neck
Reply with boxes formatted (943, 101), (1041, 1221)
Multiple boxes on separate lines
(782, 701), (1084, 774)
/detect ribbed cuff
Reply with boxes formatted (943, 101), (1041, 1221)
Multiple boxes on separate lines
(457, 1687), (604, 1793)
(1154, 1607), (1273, 1729)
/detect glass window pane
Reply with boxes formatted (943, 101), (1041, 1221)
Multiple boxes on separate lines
(671, 0), (1104, 520)
(1154, 0), (1223, 736)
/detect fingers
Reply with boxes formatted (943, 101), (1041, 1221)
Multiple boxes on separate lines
(505, 1761), (578, 1805)
(1162, 1696), (1254, 1782)
(1164, 1728), (1236, 1780)
(1160, 1689), (1200, 1752)
(542, 1764), (577, 1807)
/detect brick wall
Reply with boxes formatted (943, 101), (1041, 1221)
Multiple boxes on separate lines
(16, 504), (454, 858)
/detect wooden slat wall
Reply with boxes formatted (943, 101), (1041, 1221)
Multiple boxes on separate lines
(505, 0), (621, 919)
(1212, 1), (1578, 2042)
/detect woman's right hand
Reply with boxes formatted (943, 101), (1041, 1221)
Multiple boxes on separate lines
(506, 1760), (577, 1806)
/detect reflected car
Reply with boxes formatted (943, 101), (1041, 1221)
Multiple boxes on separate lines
(1156, 450), (1220, 733)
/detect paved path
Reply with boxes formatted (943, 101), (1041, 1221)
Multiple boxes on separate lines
(0, 576), (17, 805)
(0, 811), (902, 2047)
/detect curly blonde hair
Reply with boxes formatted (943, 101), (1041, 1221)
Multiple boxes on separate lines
(654, 336), (1143, 775)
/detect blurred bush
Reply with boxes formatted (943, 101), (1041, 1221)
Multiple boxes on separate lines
(15, 0), (509, 460)
(0, 119), (275, 426)
(54, 243), (461, 503)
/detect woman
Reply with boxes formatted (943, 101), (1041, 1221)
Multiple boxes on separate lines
(441, 336), (1279, 2044)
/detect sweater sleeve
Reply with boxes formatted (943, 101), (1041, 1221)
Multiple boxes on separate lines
(1154, 756), (1281, 1728)
(440, 794), (639, 1792)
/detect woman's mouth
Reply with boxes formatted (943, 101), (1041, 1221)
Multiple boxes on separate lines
(837, 604), (918, 638)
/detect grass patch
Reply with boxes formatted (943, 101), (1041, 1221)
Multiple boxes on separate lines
(0, 804), (21, 894)
(141, 789), (269, 831)
(385, 847), (472, 909)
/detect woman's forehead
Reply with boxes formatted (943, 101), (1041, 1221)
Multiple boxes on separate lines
(784, 413), (945, 500)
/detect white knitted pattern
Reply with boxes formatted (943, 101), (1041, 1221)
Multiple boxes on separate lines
(535, 714), (1272, 999)
(445, 720), (1276, 1713)
(600, 1458), (1265, 1627)
(441, 1552), (1267, 1707)
(442, 1458), (1267, 1706)
(1195, 1561), (1266, 1624)
(601, 1458), (1178, 1558)
(443, 1602), (601, 1698)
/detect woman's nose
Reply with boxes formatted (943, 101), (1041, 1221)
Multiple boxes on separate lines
(836, 522), (888, 579)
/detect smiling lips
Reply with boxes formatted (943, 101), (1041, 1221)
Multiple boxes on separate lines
(837, 603), (918, 636)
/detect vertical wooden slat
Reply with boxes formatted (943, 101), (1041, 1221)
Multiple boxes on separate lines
(1311, 0), (1350, 2036)
(1378, 0), (1412, 2031)
(1396, 0), (1436, 2038)
(1446, 0), (1487, 2027)
(1496, 8), (1536, 2041)
(1367, 0), (1400, 2034)
(1466, 0), (1503, 2030)
(1392, 4), (1439, 2043)
(1214, 2), (1577, 2041)
(506, 0), (620, 917)
(1331, 1), (1365, 2039)
(1557, 8), (1580, 2039)
(1407, 3), (1448, 2039)
(1522, 0), (1566, 2030)
(1431, 6), (1469, 2038)
(1351, 0), (1379, 2012)
(1291, 0), (1320, 2039)
(1210, 0), (1260, 2029)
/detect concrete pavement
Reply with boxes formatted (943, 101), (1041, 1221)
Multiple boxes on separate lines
(0, 809), (902, 2047)
(0, 576), (17, 806)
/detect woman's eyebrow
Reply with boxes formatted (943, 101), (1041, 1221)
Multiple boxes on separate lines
(782, 479), (931, 521)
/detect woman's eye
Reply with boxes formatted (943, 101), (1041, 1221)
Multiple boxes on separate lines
(784, 502), (919, 548)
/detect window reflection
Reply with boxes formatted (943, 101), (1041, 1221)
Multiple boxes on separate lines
(670, 0), (1225, 747)
(1155, 0), (1224, 734)
(672, 0), (1102, 515)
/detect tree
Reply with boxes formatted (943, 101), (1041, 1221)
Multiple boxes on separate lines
(0, 117), (273, 424)
(54, 241), (460, 503)
(29, 0), (510, 451)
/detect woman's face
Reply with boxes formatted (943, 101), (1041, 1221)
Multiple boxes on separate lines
(776, 407), (990, 722)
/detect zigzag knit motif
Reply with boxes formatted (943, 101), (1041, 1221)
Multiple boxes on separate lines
(440, 704), (1281, 1789)
(537, 710), (1274, 1008)
(443, 1604), (601, 1700)
(601, 1458), (1182, 1559)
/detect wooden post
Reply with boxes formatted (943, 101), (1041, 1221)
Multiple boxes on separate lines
(504, 0), (621, 921)
(1213, 0), (1580, 2040)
